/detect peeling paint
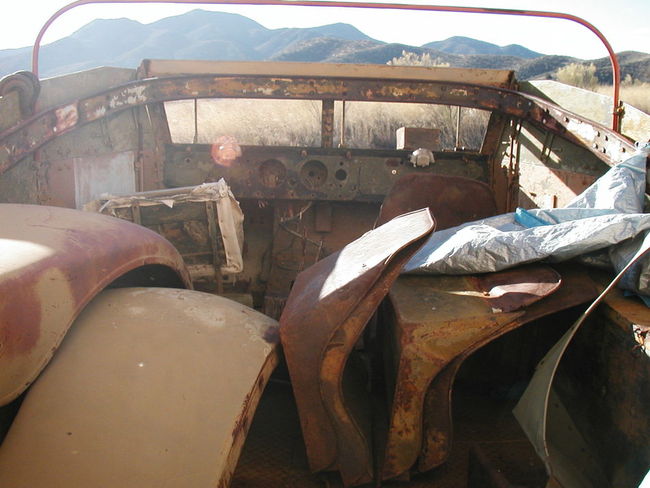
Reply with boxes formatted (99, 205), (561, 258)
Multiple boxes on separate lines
(0, 204), (190, 406)
(54, 104), (78, 132)
(108, 85), (147, 110)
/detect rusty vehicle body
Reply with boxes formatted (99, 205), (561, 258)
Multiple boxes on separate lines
(0, 2), (649, 487)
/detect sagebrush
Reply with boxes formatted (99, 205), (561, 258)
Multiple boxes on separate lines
(387, 50), (450, 68)
(555, 62), (598, 89)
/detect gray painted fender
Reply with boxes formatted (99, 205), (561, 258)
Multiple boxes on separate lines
(0, 287), (279, 488)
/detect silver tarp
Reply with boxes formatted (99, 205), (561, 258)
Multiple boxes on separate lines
(405, 143), (650, 297)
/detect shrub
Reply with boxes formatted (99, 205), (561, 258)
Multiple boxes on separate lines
(555, 62), (598, 89)
(387, 51), (450, 68)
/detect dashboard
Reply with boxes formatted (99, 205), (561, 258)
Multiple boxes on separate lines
(164, 144), (490, 202)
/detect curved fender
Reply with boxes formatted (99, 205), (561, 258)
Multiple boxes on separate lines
(0, 287), (279, 488)
(0, 204), (191, 405)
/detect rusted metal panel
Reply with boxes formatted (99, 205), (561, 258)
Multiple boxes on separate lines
(279, 209), (434, 480)
(321, 99), (335, 148)
(0, 73), (635, 177)
(510, 120), (610, 212)
(318, 232), (429, 486)
(518, 161), (597, 209)
(513, 237), (650, 488)
(32, 151), (137, 210)
(140, 60), (516, 88)
(0, 91), (22, 132)
(381, 264), (599, 481)
(0, 288), (279, 488)
(0, 204), (191, 406)
(263, 201), (380, 319)
(164, 144), (490, 203)
(525, 80), (650, 144)
(556, 288), (650, 487)
(418, 266), (598, 475)
(0, 153), (39, 205)
(602, 284), (650, 333)
(518, 122), (611, 177)
(481, 112), (511, 214)
(35, 157), (75, 207)
(473, 267), (563, 313)
(382, 275), (526, 481)
(314, 202), (333, 232)
(73, 151), (136, 208)
(35, 67), (135, 111)
(92, 182), (245, 291)
(135, 102), (172, 191)
(377, 174), (497, 227)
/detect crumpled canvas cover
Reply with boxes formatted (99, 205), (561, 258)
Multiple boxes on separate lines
(405, 143), (650, 297)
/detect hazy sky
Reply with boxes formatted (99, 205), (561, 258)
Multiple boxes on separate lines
(1, 0), (648, 60)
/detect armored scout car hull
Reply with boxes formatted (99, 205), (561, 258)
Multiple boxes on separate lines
(0, 3), (649, 487)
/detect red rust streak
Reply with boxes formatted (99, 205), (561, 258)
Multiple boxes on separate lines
(0, 275), (42, 358)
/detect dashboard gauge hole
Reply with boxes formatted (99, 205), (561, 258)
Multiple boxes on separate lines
(258, 159), (287, 188)
(300, 160), (328, 189)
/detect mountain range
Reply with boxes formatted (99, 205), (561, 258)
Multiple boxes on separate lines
(0, 9), (648, 83)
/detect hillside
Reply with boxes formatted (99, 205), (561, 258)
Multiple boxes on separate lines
(0, 9), (648, 83)
(591, 51), (650, 83)
(422, 36), (542, 59)
(0, 10), (377, 77)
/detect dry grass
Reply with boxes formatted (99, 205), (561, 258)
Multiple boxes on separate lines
(595, 83), (650, 115)
(165, 99), (322, 146)
(340, 102), (489, 150)
(165, 99), (490, 150)
(553, 63), (650, 115)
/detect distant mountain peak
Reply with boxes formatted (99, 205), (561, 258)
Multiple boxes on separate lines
(70, 17), (143, 37)
(307, 22), (376, 41)
(422, 36), (543, 59)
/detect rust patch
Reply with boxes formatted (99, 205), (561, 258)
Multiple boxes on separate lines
(54, 104), (78, 133)
(377, 174), (497, 228)
(262, 325), (280, 344)
(382, 264), (598, 480)
(231, 392), (252, 441)
(472, 265), (562, 313)
(0, 74), (634, 177)
(0, 204), (191, 406)
(0, 275), (41, 357)
(280, 209), (434, 481)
